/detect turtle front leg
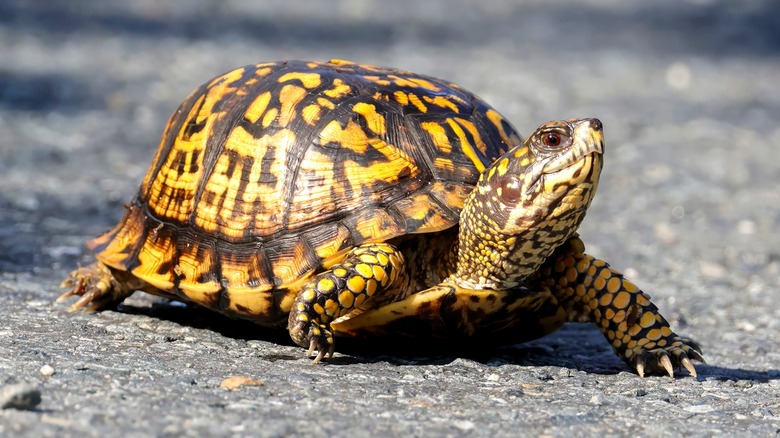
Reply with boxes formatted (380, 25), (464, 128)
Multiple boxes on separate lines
(58, 262), (136, 311)
(536, 237), (704, 377)
(287, 243), (406, 363)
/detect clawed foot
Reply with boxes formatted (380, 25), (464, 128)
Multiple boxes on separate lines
(289, 320), (335, 364)
(630, 338), (704, 378)
(58, 263), (123, 311)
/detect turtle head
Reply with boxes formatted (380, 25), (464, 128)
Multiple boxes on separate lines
(456, 118), (604, 289)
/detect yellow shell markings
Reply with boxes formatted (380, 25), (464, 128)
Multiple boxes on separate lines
(122, 67), (277, 298)
(352, 102), (387, 136)
(174, 238), (221, 300)
(277, 84), (309, 127)
(407, 93), (428, 113)
(144, 96), (211, 221)
(392, 90), (409, 106)
(420, 121), (453, 154)
(244, 92), (272, 124)
(485, 109), (522, 147)
(277, 71), (323, 89)
(189, 67), (363, 242)
(445, 118), (487, 173)
(139, 87), (201, 199)
(286, 99), (423, 234)
(301, 104), (322, 126)
(193, 127), (296, 238)
(423, 95), (460, 113)
(132, 229), (178, 291)
(88, 203), (146, 270)
(145, 67), (251, 222)
(322, 78), (352, 99)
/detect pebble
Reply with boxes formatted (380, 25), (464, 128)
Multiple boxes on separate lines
(0, 384), (42, 410)
(683, 404), (717, 414)
(453, 420), (475, 431)
(40, 364), (56, 376)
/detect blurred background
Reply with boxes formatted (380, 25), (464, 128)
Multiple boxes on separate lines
(0, 0), (778, 434)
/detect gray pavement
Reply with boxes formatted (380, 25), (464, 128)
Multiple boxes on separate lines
(1, 0), (779, 436)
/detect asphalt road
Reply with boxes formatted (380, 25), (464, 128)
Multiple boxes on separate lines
(1, 0), (779, 436)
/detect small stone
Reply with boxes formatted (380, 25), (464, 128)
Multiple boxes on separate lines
(486, 373), (500, 382)
(533, 370), (553, 381)
(737, 220), (756, 235)
(589, 395), (606, 405)
(40, 364), (56, 377)
(752, 408), (773, 419)
(453, 420), (475, 431)
(735, 320), (756, 332)
(666, 62), (692, 90)
(683, 404), (716, 413)
(654, 222), (677, 245)
(699, 261), (726, 279)
(0, 384), (42, 410)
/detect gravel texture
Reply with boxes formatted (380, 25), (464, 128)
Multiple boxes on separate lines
(1, 0), (779, 436)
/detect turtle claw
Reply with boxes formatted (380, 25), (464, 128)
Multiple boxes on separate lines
(630, 338), (704, 378)
(659, 354), (674, 378)
(686, 347), (706, 364)
(306, 327), (334, 364)
(680, 357), (697, 378)
(58, 263), (125, 311)
(290, 319), (335, 364)
(308, 337), (334, 364)
(635, 360), (645, 378)
(59, 279), (109, 311)
(70, 290), (104, 312)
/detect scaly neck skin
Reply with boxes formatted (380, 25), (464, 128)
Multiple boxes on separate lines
(451, 186), (592, 290)
(449, 118), (604, 291)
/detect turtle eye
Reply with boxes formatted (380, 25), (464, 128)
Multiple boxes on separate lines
(543, 133), (561, 147)
(540, 131), (571, 150)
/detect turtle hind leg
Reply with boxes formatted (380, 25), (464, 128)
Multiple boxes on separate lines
(58, 262), (136, 311)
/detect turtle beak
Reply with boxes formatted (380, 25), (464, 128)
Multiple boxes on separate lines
(582, 118), (604, 155)
(542, 118), (604, 174)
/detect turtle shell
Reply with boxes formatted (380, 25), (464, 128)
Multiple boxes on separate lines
(89, 59), (521, 323)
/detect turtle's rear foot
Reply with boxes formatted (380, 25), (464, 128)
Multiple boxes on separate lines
(58, 262), (131, 311)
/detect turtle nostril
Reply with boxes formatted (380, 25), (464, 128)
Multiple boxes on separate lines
(590, 118), (603, 131)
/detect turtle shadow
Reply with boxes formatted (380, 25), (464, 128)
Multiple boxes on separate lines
(116, 297), (777, 382)
(331, 324), (631, 375)
(115, 297), (299, 348)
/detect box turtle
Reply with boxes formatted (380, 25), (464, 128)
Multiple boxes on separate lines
(60, 59), (703, 377)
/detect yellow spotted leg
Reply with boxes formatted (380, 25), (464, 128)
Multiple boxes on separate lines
(287, 243), (406, 363)
(535, 237), (704, 377)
